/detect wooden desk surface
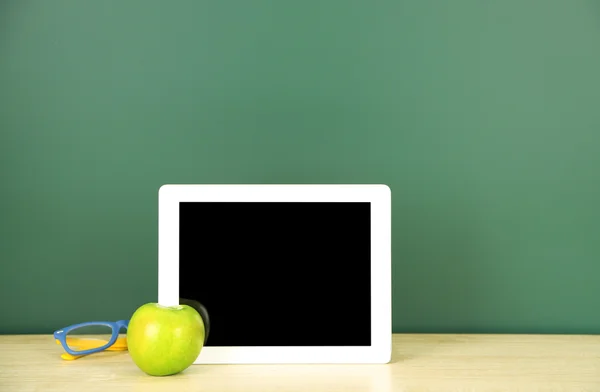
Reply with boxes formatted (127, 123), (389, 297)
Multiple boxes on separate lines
(1, 334), (599, 391)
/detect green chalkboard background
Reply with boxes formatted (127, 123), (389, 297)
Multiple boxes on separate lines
(1, 0), (599, 334)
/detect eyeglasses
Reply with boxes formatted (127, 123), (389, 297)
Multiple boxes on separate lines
(54, 320), (129, 360)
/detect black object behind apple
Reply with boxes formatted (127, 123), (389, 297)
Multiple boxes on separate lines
(180, 297), (210, 344)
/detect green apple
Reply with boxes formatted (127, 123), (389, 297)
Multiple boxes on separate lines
(127, 303), (205, 376)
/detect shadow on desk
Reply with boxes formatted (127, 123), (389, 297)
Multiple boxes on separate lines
(390, 333), (460, 363)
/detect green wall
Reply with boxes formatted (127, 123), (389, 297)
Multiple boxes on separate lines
(1, 0), (600, 334)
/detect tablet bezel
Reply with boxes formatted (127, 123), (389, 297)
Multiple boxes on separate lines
(158, 184), (391, 364)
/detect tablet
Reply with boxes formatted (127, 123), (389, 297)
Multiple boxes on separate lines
(158, 184), (392, 364)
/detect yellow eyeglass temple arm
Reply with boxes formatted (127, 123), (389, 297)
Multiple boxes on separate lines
(56, 337), (128, 360)
(60, 336), (127, 349)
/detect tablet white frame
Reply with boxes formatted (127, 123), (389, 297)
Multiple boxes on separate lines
(158, 184), (392, 364)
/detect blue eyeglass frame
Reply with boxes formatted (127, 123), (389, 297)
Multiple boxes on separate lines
(53, 320), (129, 356)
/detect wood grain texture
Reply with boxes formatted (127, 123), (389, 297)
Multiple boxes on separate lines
(1, 334), (599, 391)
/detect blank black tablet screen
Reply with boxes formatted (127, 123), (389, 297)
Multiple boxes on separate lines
(179, 202), (371, 347)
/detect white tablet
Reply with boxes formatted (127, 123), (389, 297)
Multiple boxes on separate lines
(158, 184), (392, 364)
